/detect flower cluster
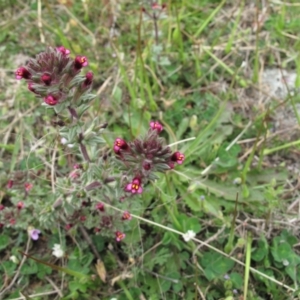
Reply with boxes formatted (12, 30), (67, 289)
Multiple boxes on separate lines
(114, 121), (185, 196)
(15, 46), (92, 108)
(0, 200), (25, 228)
(142, 2), (167, 18)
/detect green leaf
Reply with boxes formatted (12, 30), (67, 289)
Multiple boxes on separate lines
(271, 242), (292, 263)
(0, 261), (17, 277)
(253, 267), (276, 290)
(200, 252), (235, 280)
(21, 260), (38, 275)
(285, 265), (297, 281)
(69, 280), (88, 293)
(91, 235), (105, 252)
(252, 237), (268, 262)
(178, 188), (203, 212)
(230, 272), (243, 289)
(177, 213), (201, 233)
(0, 235), (9, 250)
(161, 232), (183, 250)
(160, 280), (172, 293)
(247, 168), (288, 184)
(37, 263), (52, 279)
(189, 179), (264, 202)
(113, 86), (122, 103)
(280, 230), (298, 246)
(175, 117), (189, 139)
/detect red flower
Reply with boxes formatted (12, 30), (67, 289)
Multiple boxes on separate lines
(17, 201), (24, 210)
(65, 224), (73, 230)
(7, 180), (14, 189)
(126, 177), (143, 194)
(143, 161), (151, 171)
(150, 121), (163, 133)
(24, 182), (33, 192)
(44, 95), (58, 106)
(151, 2), (166, 10)
(41, 73), (52, 85)
(81, 200), (88, 207)
(115, 231), (126, 242)
(113, 138), (128, 154)
(28, 82), (38, 94)
(73, 164), (82, 169)
(0, 204), (4, 211)
(122, 211), (132, 221)
(10, 219), (16, 225)
(80, 216), (86, 222)
(168, 162), (175, 169)
(83, 71), (93, 88)
(0, 223), (4, 229)
(69, 170), (80, 179)
(74, 55), (88, 70)
(171, 151), (185, 165)
(56, 46), (70, 56)
(15, 67), (31, 80)
(95, 202), (105, 212)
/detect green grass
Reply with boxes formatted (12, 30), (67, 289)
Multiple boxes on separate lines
(1, 1), (300, 299)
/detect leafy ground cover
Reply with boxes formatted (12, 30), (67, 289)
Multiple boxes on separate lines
(1, 0), (300, 299)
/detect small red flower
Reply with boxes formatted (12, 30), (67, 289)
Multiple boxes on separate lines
(0, 223), (4, 229)
(171, 151), (185, 165)
(126, 177), (143, 194)
(151, 2), (166, 10)
(56, 46), (70, 56)
(168, 161), (175, 169)
(15, 67), (31, 80)
(150, 121), (163, 133)
(24, 182), (33, 192)
(73, 164), (82, 169)
(80, 216), (86, 222)
(69, 170), (80, 179)
(17, 201), (24, 210)
(152, 3), (160, 9)
(0, 204), (4, 211)
(101, 216), (112, 228)
(28, 82), (38, 94)
(74, 55), (88, 70)
(115, 231), (126, 242)
(95, 202), (105, 212)
(94, 227), (101, 233)
(44, 95), (59, 106)
(143, 161), (151, 171)
(41, 73), (52, 85)
(65, 224), (73, 230)
(122, 211), (132, 221)
(114, 138), (128, 154)
(83, 71), (93, 88)
(7, 180), (14, 189)
(81, 200), (89, 207)
(10, 219), (16, 225)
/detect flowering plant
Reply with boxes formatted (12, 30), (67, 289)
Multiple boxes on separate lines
(0, 46), (185, 242)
